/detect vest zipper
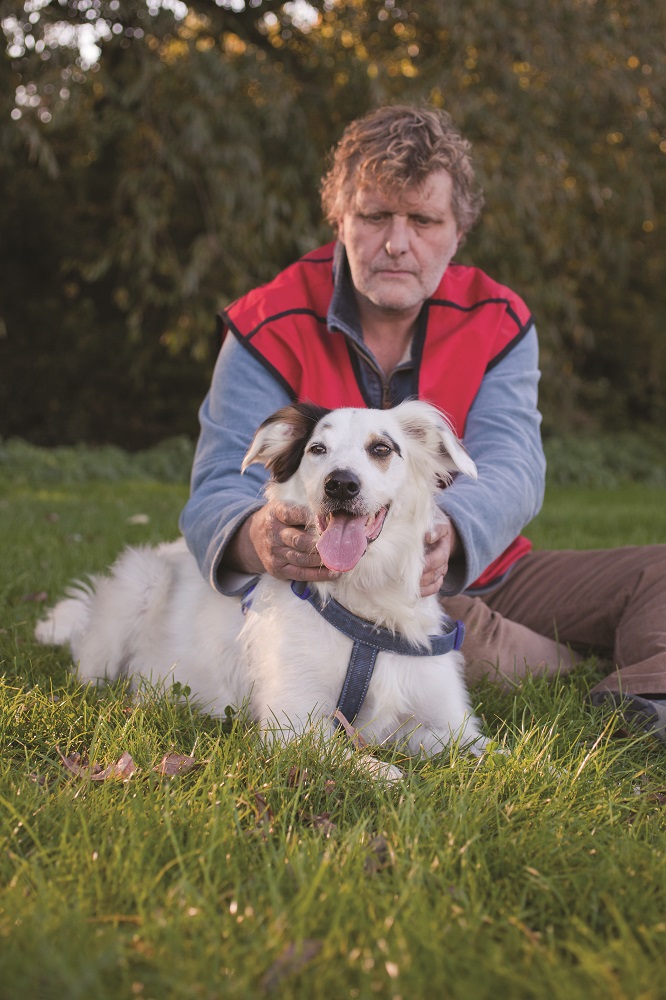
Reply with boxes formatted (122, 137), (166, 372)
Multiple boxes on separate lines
(347, 339), (404, 410)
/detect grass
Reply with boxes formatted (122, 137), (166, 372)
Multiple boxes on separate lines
(1, 459), (666, 1000)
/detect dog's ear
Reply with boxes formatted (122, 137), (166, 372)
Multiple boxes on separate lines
(242, 402), (331, 483)
(393, 400), (478, 486)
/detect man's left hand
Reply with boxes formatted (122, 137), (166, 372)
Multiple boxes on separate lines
(420, 511), (458, 597)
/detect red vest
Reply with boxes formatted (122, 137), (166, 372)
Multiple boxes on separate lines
(222, 242), (534, 589)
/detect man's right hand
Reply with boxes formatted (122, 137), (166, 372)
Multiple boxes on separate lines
(225, 502), (338, 582)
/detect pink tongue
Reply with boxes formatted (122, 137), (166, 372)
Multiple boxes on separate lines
(316, 514), (368, 572)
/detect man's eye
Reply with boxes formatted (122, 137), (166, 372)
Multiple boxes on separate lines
(309, 443), (327, 455)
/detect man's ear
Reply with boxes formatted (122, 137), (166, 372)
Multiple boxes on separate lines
(242, 403), (330, 483)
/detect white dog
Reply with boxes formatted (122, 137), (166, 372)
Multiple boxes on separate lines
(36, 401), (488, 776)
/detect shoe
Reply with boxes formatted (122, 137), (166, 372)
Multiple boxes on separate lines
(590, 691), (666, 743)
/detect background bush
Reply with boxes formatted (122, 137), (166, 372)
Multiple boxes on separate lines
(1, 0), (664, 447)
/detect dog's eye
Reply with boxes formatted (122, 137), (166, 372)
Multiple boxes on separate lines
(370, 443), (392, 457)
(308, 443), (327, 456)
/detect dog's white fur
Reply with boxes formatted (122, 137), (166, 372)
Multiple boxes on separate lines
(35, 401), (488, 774)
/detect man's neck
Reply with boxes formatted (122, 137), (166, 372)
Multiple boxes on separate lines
(357, 298), (419, 377)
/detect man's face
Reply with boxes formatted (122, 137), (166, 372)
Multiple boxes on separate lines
(337, 170), (462, 321)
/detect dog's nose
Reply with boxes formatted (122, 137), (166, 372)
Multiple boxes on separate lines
(324, 469), (361, 502)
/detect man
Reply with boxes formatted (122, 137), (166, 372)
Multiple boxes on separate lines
(180, 105), (666, 738)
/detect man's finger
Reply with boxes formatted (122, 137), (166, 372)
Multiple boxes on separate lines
(285, 548), (323, 568)
(280, 527), (318, 553)
(274, 502), (311, 527)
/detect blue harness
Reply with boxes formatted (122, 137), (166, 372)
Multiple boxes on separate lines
(241, 580), (464, 729)
(290, 581), (465, 729)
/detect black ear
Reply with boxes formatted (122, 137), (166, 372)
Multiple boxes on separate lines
(242, 402), (331, 483)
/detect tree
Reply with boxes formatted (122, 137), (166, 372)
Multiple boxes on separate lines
(1, 0), (664, 445)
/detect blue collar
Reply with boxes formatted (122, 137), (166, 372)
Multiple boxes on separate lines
(290, 581), (465, 730)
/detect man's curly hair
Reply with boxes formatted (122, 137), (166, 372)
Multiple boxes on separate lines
(321, 105), (484, 235)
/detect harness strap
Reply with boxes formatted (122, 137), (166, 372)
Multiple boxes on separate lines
(291, 581), (465, 727)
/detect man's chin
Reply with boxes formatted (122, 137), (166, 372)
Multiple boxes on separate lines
(362, 284), (426, 315)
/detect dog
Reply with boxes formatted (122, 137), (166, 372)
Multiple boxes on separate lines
(35, 400), (488, 778)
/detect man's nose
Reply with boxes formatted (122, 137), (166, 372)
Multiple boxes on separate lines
(384, 215), (410, 257)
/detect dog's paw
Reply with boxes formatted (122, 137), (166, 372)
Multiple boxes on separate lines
(362, 754), (403, 783)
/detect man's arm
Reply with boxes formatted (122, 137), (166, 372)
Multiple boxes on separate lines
(179, 334), (339, 592)
(439, 324), (546, 593)
(178, 334), (289, 592)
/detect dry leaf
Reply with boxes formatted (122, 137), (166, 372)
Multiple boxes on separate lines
(57, 747), (136, 782)
(21, 591), (48, 604)
(261, 940), (322, 993)
(127, 513), (150, 525)
(303, 812), (336, 836)
(57, 749), (95, 777)
(287, 766), (308, 787)
(332, 709), (368, 749)
(254, 792), (274, 828)
(153, 753), (199, 777)
(91, 751), (137, 782)
(364, 835), (394, 874)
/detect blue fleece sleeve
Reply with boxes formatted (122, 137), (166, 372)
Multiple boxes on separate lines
(439, 324), (546, 594)
(179, 334), (291, 593)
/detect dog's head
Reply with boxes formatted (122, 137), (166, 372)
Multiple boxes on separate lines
(242, 401), (477, 574)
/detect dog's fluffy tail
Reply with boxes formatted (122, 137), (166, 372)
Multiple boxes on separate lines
(34, 582), (95, 648)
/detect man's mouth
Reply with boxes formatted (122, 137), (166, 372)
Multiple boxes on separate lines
(315, 506), (389, 572)
(374, 267), (415, 275)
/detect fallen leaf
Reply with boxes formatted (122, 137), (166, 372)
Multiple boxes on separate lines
(127, 514), (150, 525)
(261, 940), (323, 993)
(153, 753), (199, 777)
(254, 792), (274, 829)
(57, 747), (136, 782)
(611, 726), (634, 740)
(45, 512), (60, 523)
(332, 709), (368, 749)
(91, 751), (137, 782)
(364, 835), (395, 874)
(287, 766), (308, 787)
(303, 812), (336, 836)
(21, 591), (48, 604)
(57, 749), (96, 777)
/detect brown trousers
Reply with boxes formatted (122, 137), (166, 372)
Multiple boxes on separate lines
(444, 546), (666, 696)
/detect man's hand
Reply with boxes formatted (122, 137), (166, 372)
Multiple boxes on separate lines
(226, 502), (337, 582)
(420, 510), (458, 597)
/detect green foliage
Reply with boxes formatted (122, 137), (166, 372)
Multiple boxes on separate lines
(2, 430), (664, 490)
(543, 429), (666, 488)
(0, 0), (664, 445)
(0, 434), (195, 485)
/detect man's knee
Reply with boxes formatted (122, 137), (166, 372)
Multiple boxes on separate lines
(443, 594), (580, 688)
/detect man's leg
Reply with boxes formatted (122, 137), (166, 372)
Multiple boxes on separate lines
(444, 545), (666, 694)
(443, 592), (579, 688)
